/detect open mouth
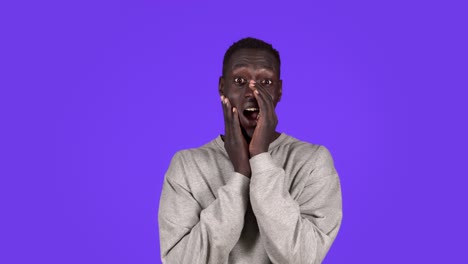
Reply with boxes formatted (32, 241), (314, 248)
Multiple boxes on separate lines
(243, 107), (259, 121)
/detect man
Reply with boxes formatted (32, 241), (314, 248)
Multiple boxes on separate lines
(158, 37), (342, 264)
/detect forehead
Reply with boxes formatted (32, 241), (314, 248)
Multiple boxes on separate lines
(227, 49), (278, 73)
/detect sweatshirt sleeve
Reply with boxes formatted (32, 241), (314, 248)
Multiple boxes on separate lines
(249, 146), (342, 264)
(158, 152), (250, 264)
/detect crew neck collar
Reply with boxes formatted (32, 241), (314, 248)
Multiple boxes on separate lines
(215, 133), (288, 153)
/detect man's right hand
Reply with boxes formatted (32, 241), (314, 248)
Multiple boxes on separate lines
(221, 95), (251, 178)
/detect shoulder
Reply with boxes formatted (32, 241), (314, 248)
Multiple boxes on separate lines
(175, 137), (225, 164)
(277, 134), (334, 163)
(274, 134), (337, 178)
(277, 135), (338, 185)
(165, 137), (227, 181)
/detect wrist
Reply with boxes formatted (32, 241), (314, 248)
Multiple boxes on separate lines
(250, 148), (267, 157)
(236, 168), (251, 178)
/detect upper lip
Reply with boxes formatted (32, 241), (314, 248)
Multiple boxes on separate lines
(243, 100), (259, 111)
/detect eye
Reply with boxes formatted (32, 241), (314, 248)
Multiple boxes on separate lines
(260, 79), (273, 85)
(234, 77), (247, 86)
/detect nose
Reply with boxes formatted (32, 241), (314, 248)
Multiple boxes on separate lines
(244, 80), (255, 98)
(244, 85), (254, 98)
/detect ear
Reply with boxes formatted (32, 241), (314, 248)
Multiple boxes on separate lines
(277, 79), (283, 103)
(218, 76), (225, 96)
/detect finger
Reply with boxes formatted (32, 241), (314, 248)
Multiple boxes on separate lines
(232, 107), (242, 132)
(222, 96), (233, 134)
(249, 81), (274, 110)
(253, 86), (269, 118)
(248, 80), (256, 92)
(254, 83), (274, 109)
(248, 80), (262, 99)
(229, 102), (240, 133)
(221, 95), (228, 121)
(252, 81), (274, 100)
(225, 97), (237, 130)
(248, 81), (264, 100)
(258, 86), (277, 116)
(225, 97), (232, 112)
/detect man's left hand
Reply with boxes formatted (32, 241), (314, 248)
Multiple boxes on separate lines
(248, 80), (278, 157)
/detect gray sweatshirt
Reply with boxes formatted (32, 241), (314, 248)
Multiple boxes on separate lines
(158, 133), (342, 264)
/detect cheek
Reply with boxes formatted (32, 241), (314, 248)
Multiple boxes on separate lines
(225, 89), (243, 106)
(270, 91), (276, 100)
(268, 88), (279, 100)
(270, 87), (282, 103)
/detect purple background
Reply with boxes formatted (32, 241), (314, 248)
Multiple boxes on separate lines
(1, 0), (467, 263)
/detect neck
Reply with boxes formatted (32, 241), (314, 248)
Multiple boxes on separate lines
(242, 129), (281, 145)
(221, 130), (281, 145)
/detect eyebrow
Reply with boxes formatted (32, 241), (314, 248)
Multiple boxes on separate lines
(231, 63), (275, 72)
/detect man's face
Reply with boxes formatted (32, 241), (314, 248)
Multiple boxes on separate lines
(219, 49), (282, 138)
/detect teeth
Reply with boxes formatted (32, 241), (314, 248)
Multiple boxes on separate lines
(245, 108), (259, 111)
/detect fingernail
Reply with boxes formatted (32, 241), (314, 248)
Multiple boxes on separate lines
(255, 90), (259, 94)
(224, 98), (228, 104)
(220, 95), (224, 102)
(232, 107), (236, 113)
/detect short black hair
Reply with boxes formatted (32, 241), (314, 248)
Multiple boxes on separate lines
(222, 37), (281, 77)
